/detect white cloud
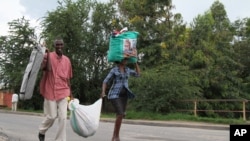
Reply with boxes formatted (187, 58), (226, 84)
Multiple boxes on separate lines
(0, 0), (27, 35)
(1, 0), (250, 37)
(19, 0), (58, 19)
(172, 0), (250, 24)
(0, 0), (54, 38)
(222, 0), (250, 20)
(0, 0), (25, 20)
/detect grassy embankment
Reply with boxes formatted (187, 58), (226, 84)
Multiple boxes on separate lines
(4, 107), (248, 124)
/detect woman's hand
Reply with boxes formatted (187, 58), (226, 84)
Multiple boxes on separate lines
(100, 92), (106, 98)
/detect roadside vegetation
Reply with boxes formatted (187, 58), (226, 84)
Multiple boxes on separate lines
(1, 107), (247, 125)
(102, 111), (248, 125)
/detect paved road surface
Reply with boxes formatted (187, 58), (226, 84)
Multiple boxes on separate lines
(0, 112), (229, 141)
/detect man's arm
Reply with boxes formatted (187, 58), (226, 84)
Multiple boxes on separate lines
(67, 79), (74, 99)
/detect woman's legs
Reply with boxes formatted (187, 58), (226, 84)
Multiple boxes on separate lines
(111, 97), (128, 141)
(112, 115), (123, 141)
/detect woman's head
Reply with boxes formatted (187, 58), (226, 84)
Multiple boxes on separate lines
(114, 58), (128, 65)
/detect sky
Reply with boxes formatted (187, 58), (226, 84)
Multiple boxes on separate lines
(0, 0), (250, 36)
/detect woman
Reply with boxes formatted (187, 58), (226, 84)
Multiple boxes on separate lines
(101, 59), (140, 141)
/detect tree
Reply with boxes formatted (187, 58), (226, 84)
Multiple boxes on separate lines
(41, 0), (117, 103)
(130, 64), (201, 113)
(0, 17), (36, 91)
(185, 1), (244, 117)
(232, 18), (250, 99)
(113, 0), (187, 67)
(110, 0), (201, 113)
(0, 17), (44, 110)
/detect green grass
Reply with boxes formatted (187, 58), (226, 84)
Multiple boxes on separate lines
(101, 110), (248, 125)
(2, 107), (248, 125)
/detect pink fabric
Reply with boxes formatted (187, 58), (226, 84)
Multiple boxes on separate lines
(40, 52), (72, 101)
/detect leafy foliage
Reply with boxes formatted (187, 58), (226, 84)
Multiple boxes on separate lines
(130, 63), (201, 113)
(0, 17), (44, 109)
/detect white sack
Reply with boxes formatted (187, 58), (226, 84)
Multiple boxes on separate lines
(68, 98), (102, 138)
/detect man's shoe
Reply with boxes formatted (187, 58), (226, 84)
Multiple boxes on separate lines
(38, 133), (45, 141)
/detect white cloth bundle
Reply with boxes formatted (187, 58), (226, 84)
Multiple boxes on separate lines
(68, 98), (102, 138)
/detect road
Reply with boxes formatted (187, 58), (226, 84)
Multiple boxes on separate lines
(0, 112), (229, 141)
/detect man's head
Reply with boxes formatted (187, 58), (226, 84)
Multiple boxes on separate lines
(53, 38), (64, 56)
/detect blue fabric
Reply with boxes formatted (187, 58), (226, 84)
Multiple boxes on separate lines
(103, 66), (139, 99)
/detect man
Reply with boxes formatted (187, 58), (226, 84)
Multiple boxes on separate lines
(11, 93), (18, 111)
(38, 38), (73, 141)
